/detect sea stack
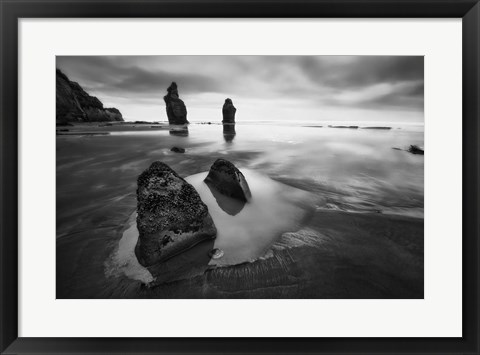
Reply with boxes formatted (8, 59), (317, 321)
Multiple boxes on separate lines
(222, 98), (236, 123)
(135, 162), (216, 266)
(164, 82), (189, 125)
(204, 159), (251, 202)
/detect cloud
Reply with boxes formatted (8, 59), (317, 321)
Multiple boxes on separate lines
(57, 56), (221, 98)
(56, 55), (424, 121)
(260, 56), (424, 111)
(299, 56), (423, 89)
(360, 80), (424, 110)
(321, 79), (424, 110)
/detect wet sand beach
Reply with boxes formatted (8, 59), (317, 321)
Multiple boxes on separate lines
(57, 122), (424, 299)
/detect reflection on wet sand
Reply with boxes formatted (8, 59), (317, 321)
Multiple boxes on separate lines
(169, 124), (189, 137)
(147, 236), (215, 285)
(223, 123), (236, 142)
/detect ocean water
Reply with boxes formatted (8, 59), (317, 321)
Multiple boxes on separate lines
(109, 121), (424, 218)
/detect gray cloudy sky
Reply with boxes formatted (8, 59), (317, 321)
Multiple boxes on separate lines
(56, 56), (424, 123)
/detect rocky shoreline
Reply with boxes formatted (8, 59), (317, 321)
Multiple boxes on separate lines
(56, 69), (123, 124)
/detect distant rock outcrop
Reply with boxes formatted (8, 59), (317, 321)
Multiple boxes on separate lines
(56, 69), (123, 123)
(204, 159), (252, 202)
(222, 98), (236, 123)
(164, 82), (189, 124)
(408, 145), (424, 155)
(135, 162), (216, 266)
(170, 147), (185, 153)
(328, 125), (358, 129)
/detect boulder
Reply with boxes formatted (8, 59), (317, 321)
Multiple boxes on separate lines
(135, 162), (216, 266)
(164, 82), (189, 124)
(204, 159), (252, 202)
(222, 98), (237, 123)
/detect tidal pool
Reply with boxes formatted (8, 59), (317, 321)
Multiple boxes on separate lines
(186, 169), (313, 265)
(105, 213), (154, 284)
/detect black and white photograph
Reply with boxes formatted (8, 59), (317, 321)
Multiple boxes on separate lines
(56, 55), (424, 299)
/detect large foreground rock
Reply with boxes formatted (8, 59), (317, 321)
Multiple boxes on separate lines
(164, 82), (189, 124)
(56, 69), (123, 123)
(222, 98), (236, 123)
(135, 162), (216, 266)
(204, 159), (251, 202)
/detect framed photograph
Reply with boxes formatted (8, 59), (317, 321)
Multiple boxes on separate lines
(1, 0), (479, 354)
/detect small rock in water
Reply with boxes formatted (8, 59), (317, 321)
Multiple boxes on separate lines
(408, 145), (424, 155)
(208, 248), (224, 259)
(171, 146), (185, 153)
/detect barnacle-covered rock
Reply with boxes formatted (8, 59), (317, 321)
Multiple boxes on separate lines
(135, 162), (216, 266)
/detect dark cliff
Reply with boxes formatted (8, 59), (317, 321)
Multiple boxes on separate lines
(56, 69), (123, 123)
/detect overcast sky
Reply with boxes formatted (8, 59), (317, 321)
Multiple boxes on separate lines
(56, 56), (424, 123)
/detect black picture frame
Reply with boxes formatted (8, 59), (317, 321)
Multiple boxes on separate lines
(1, 0), (479, 354)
